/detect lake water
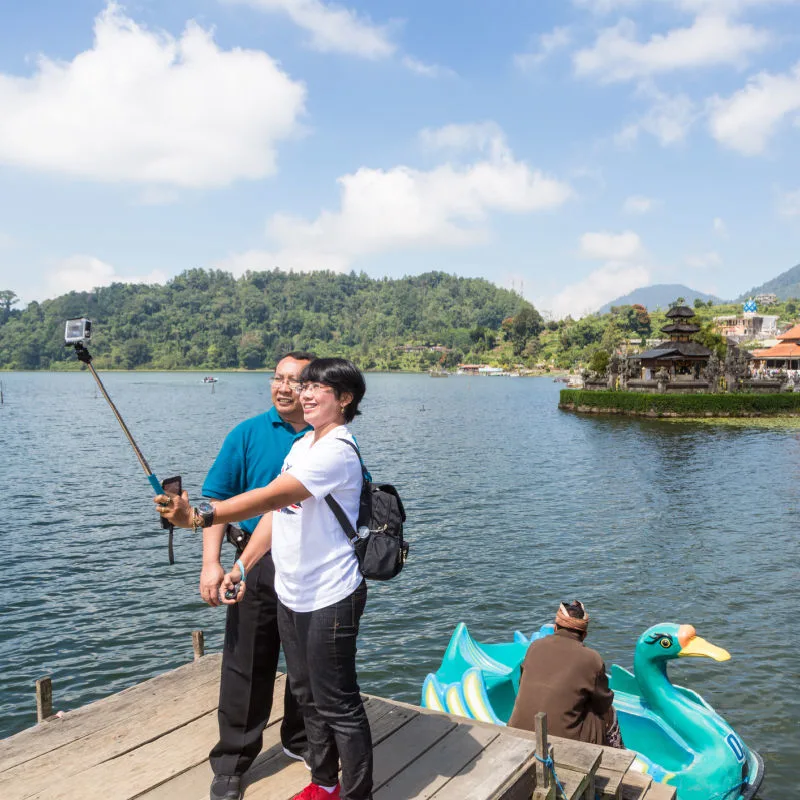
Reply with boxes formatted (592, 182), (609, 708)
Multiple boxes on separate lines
(1, 372), (797, 796)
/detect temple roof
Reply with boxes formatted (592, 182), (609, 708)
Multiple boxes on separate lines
(777, 323), (800, 341)
(752, 342), (800, 358)
(665, 306), (697, 319)
(660, 322), (701, 334)
(637, 340), (713, 360)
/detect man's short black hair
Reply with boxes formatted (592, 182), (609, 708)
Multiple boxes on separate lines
(299, 358), (366, 423)
(277, 351), (316, 367)
(562, 600), (586, 619)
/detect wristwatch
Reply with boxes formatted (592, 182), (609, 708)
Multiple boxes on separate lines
(195, 501), (216, 528)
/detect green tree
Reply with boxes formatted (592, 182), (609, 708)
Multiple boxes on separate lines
(0, 290), (19, 324)
(588, 349), (610, 375)
(121, 339), (151, 369)
(239, 332), (266, 370)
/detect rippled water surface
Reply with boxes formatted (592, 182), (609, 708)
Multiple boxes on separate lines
(1, 372), (797, 796)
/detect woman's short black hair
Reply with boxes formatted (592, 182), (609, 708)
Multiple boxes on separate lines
(300, 358), (366, 423)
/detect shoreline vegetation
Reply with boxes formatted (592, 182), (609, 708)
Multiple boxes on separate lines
(559, 388), (800, 417)
(4, 269), (800, 374)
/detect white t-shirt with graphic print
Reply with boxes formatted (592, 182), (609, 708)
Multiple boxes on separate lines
(272, 425), (363, 612)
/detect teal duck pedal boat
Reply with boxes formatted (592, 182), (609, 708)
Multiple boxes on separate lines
(421, 621), (763, 800)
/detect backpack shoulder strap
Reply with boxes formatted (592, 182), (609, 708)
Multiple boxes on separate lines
(324, 437), (364, 542)
(325, 494), (357, 541)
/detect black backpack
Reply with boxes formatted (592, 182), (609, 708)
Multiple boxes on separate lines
(325, 439), (408, 580)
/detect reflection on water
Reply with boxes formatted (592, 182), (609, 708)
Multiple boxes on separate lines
(1, 372), (797, 796)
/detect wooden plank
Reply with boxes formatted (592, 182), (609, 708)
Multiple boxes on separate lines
(372, 712), (456, 788)
(244, 694), (419, 800)
(133, 676), (289, 800)
(366, 698), (418, 745)
(428, 733), (536, 800)
(537, 765), (590, 800)
(642, 781), (676, 800)
(550, 736), (603, 778)
(35, 678), (52, 723)
(0, 670), (224, 800)
(0, 655), (222, 773)
(596, 744), (637, 773)
(25, 710), (220, 800)
(376, 722), (499, 800)
(620, 770), (652, 800)
(595, 766), (625, 800)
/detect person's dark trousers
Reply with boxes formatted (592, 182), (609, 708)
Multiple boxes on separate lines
(278, 581), (372, 800)
(210, 552), (307, 777)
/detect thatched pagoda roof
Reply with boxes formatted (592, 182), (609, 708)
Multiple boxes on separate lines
(637, 340), (713, 360)
(661, 322), (701, 334)
(665, 306), (697, 319)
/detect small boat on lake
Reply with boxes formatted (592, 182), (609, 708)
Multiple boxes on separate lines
(421, 622), (763, 800)
(202, 376), (218, 384)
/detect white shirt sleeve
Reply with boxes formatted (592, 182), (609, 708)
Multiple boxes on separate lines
(287, 435), (362, 499)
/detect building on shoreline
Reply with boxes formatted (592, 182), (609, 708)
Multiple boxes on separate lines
(751, 323), (800, 371)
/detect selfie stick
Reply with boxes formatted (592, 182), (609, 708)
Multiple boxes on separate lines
(73, 343), (164, 494)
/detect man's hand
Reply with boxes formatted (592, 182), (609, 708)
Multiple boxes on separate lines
(154, 490), (192, 527)
(200, 562), (225, 606)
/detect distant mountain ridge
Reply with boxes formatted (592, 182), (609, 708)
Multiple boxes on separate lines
(597, 284), (723, 314)
(736, 263), (800, 301)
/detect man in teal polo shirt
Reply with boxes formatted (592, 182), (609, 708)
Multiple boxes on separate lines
(200, 351), (314, 800)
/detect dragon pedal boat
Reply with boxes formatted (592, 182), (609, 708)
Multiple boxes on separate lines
(421, 622), (763, 800)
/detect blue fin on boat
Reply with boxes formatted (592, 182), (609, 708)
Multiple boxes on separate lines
(610, 663), (642, 696)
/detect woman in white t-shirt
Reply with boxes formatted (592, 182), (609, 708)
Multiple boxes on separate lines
(155, 358), (371, 800)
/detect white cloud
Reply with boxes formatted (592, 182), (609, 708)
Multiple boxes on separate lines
(0, 3), (306, 188)
(685, 250), (723, 268)
(574, 14), (770, 83)
(580, 230), (643, 260)
(708, 62), (800, 154)
(548, 262), (651, 318)
(45, 255), (167, 298)
(777, 188), (800, 217)
(218, 127), (573, 275)
(514, 27), (572, 71)
(615, 87), (696, 146)
(419, 122), (505, 155)
(401, 56), (455, 78)
(623, 195), (654, 213)
(713, 216), (728, 236)
(225, 0), (395, 58)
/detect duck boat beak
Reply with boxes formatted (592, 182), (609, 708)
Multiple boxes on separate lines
(677, 624), (731, 661)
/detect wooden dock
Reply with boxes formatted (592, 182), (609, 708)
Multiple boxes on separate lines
(0, 654), (675, 800)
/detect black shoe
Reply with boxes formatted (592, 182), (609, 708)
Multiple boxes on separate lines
(210, 774), (242, 800)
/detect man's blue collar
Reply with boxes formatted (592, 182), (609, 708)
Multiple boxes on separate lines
(267, 406), (311, 434)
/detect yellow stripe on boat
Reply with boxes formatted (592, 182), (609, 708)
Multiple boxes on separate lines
(462, 670), (496, 723)
(423, 681), (446, 712)
(445, 685), (470, 718)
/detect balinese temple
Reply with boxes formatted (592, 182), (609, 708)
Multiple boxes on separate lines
(635, 306), (712, 380)
(751, 323), (800, 370)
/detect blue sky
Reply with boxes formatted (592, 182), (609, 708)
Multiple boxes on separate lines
(1, 0), (799, 318)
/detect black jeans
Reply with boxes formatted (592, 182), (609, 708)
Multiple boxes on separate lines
(278, 581), (372, 800)
(210, 552), (307, 776)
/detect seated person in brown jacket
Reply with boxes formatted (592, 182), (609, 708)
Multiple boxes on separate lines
(508, 600), (623, 748)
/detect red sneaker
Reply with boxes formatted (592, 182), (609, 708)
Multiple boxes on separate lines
(291, 783), (341, 800)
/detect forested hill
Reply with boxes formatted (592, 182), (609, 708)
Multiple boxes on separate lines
(0, 269), (540, 371)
